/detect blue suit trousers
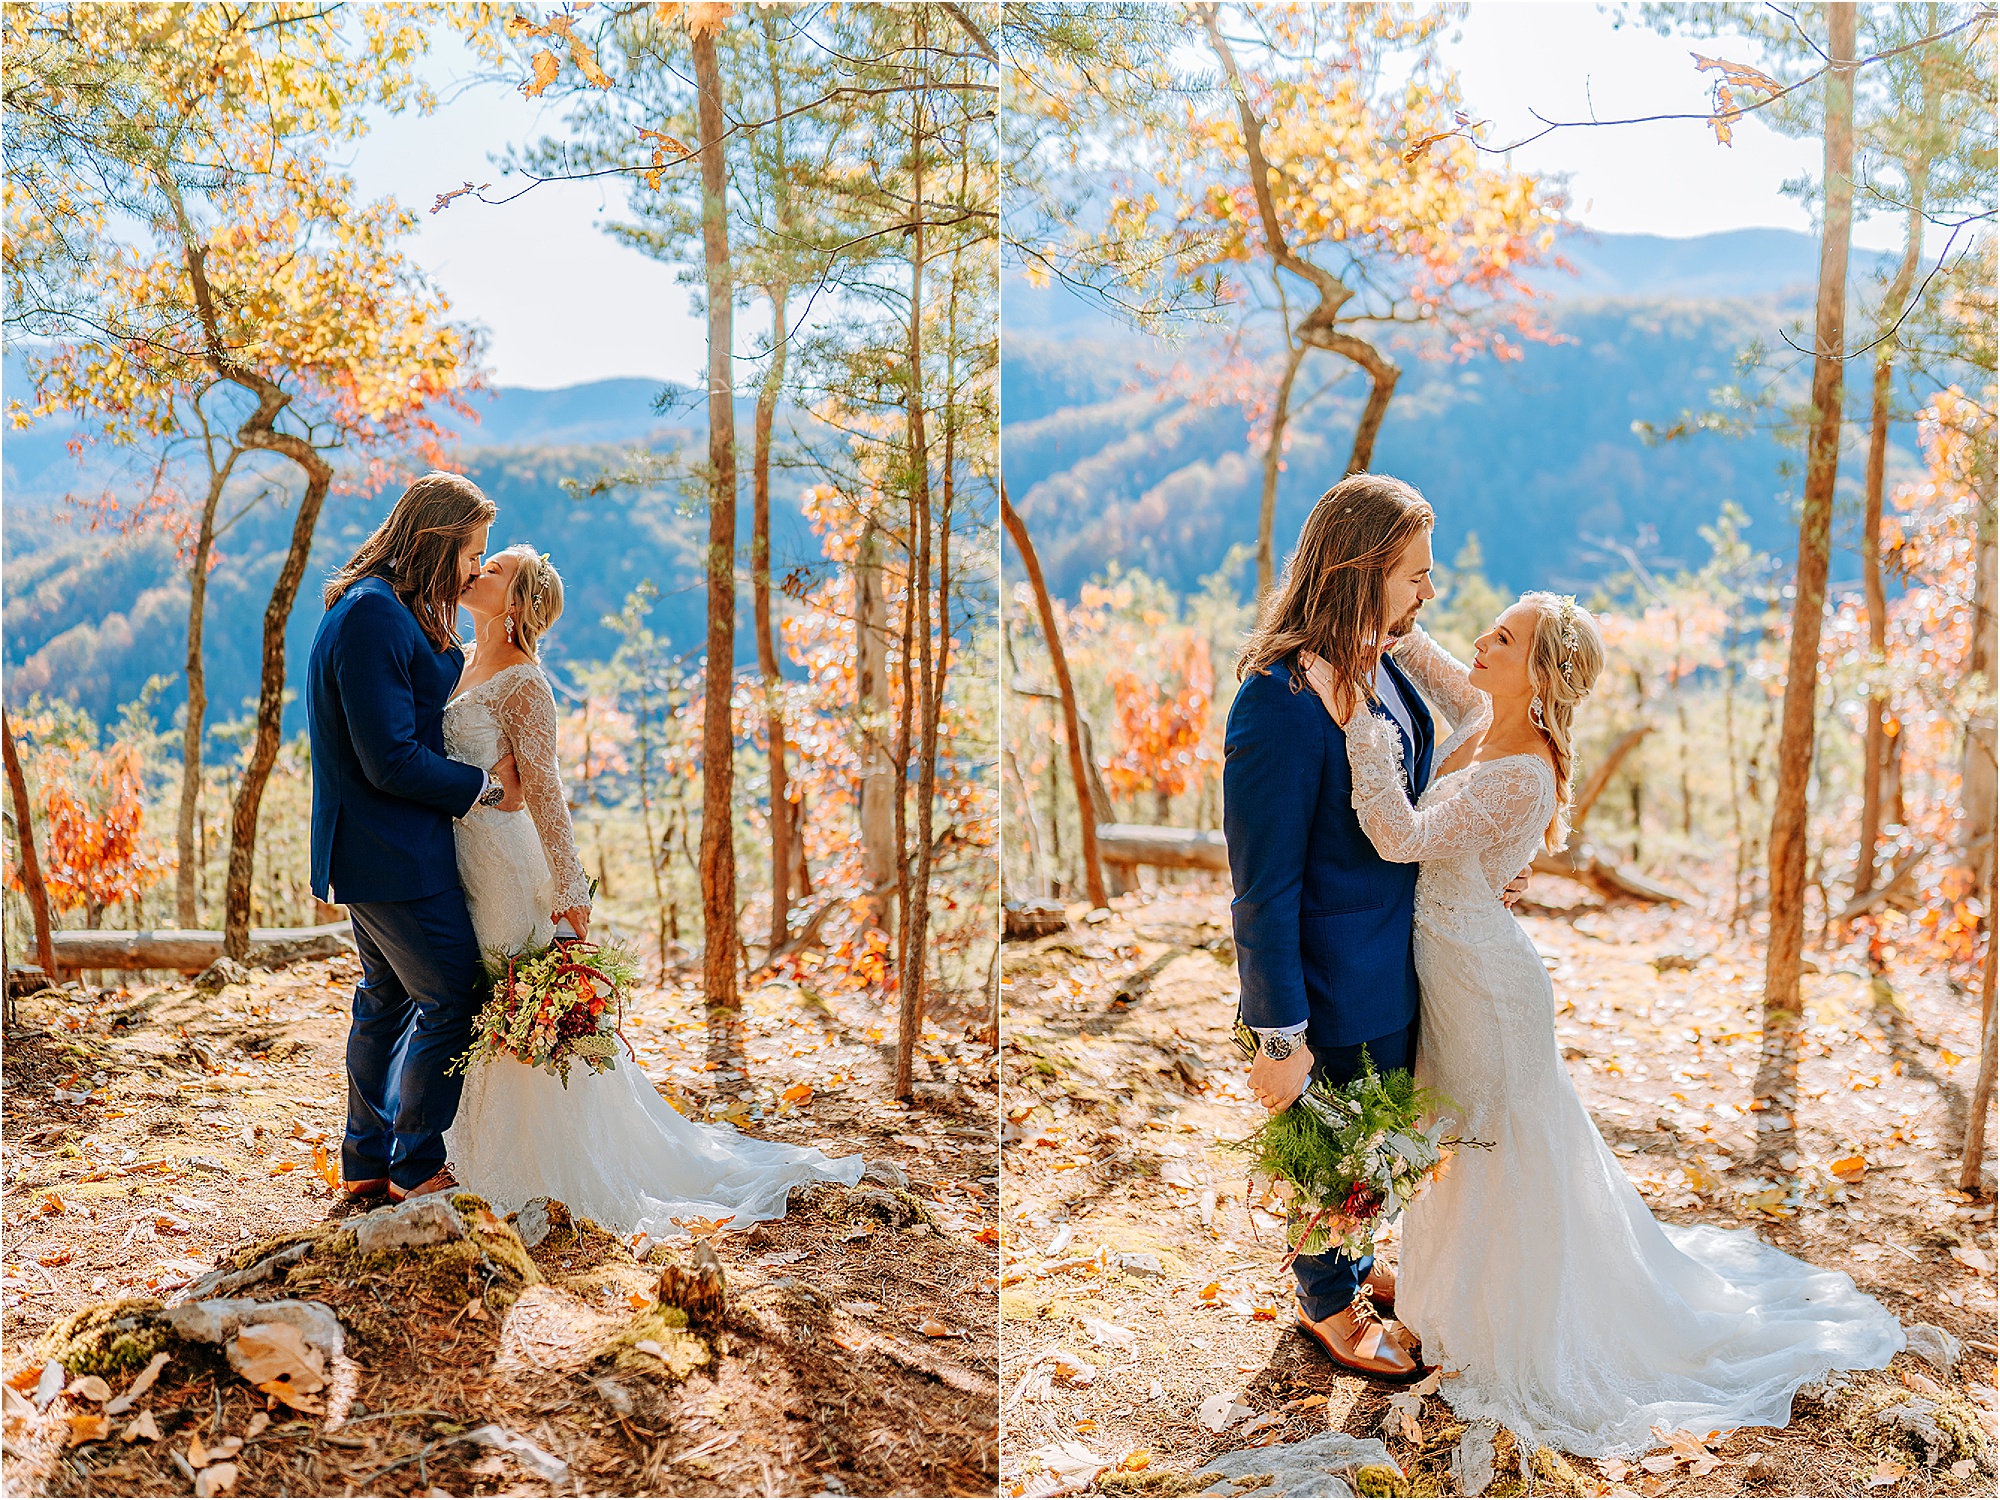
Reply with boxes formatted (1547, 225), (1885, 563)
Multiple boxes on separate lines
(342, 891), (485, 1192)
(1291, 1020), (1417, 1323)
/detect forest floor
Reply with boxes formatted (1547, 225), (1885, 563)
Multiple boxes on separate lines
(1, 952), (999, 1498)
(997, 876), (1998, 1499)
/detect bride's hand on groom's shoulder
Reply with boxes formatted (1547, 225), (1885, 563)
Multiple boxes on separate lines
(1298, 652), (1351, 726)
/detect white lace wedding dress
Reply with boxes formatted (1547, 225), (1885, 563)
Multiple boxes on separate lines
(440, 661), (862, 1237)
(1342, 628), (1901, 1457)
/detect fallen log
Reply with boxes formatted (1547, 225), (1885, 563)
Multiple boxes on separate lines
(1531, 842), (1689, 906)
(47, 921), (355, 974)
(1095, 824), (1228, 874)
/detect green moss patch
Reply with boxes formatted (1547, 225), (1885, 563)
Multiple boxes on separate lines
(595, 1301), (710, 1380)
(34, 1298), (174, 1377)
(1098, 1469), (1225, 1496)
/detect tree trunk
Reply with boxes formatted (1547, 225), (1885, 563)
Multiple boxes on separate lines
(754, 282), (791, 953)
(1002, 485), (1107, 908)
(175, 448), (235, 928)
(855, 518), (897, 931)
(1256, 339), (1309, 599)
(1857, 196), (1927, 904)
(1318, 330), (1402, 476)
(1963, 448), (1997, 889)
(1959, 858), (1997, 1195)
(223, 450), (330, 960)
(3, 710), (57, 982)
(896, 71), (934, 1101)
(1754, 1), (1856, 1159)
(1004, 748), (1050, 895)
(694, 24), (740, 1009)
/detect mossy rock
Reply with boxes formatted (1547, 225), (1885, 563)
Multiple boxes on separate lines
(1098, 1471), (1225, 1497)
(1527, 1446), (1593, 1497)
(1355, 1465), (1411, 1497)
(837, 1185), (939, 1231)
(34, 1299), (174, 1377)
(1850, 1377), (1997, 1472)
(596, 1301), (710, 1380)
(220, 1224), (340, 1274)
(452, 1194), (542, 1289)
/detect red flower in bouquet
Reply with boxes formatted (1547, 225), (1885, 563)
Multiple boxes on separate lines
(1341, 1182), (1383, 1221)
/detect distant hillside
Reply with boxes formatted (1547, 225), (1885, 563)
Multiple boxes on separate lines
(1001, 228), (1913, 602)
(0, 373), (831, 730)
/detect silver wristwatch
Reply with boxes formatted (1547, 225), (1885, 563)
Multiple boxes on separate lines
(1258, 1031), (1299, 1062)
(476, 773), (506, 808)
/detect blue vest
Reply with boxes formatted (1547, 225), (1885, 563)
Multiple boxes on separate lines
(306, 576), (485, 904)
(1223, 652), (1435, 1049)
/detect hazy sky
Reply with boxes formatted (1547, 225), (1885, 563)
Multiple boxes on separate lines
(347, 5), (1904, 391)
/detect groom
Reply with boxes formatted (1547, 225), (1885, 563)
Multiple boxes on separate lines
(306, 472), (523, 1214)
(1223, 472), (1441, 1381)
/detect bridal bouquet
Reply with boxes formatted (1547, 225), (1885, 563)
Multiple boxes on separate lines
(453, 938), (642, 1088)
(1235, 1047), (1483, 1265)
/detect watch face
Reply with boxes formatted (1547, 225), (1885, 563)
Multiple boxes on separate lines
(1261, 1033), (1297, 1061)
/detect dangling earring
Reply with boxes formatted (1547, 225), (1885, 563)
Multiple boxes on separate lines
(504, 615), (516, 644)
(1530, 693), (1547, 731)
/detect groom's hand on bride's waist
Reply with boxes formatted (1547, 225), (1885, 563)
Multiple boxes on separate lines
(1501, 864), (1531, 908)
(490, 753), (525, 813)
(1249, 1043), (1313, 1112)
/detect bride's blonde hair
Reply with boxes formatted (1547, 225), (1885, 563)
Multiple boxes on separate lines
(1522, 591), (1604, 853)
(496, 544), (564, 661)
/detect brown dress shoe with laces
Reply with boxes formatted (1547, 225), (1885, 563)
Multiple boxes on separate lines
(1296, 1288), (1426, 1383)
(388, 1164), (460, 1202)
(1362, 1262), (1396, 1315)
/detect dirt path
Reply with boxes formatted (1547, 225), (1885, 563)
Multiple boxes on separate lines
(997, 879), (1998, 1498)
(3, 957), (999, 1497)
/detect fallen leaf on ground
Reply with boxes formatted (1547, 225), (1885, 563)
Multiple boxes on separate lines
(672, 1215), (735, 1239)
(1950, 1244), (1992, 1276)
(917, 1318), (956, 1338)
(1078, 1315), (1136, 1352)
(1866, 1458), (1907, 1487)
(1829, 1154), (1867, 1183)
(782, 1083), (814, 1103)
(256, 1378), (324, 1413)
(1197, 1391), (1251, 1432)
(67, 1413), (110, 1445)
(38, 1248), (72, 1267)
(230, 1324), (325, 1390)
(310, 1143), (340, 1191)
(245, 1411), (269, 1440)
(66, 1375), (112, 1403)
(1118, 1449), (1149, 1472)
(1598, 1458), (1631, 1482)
(105, 1351), (171, 1415)
(194, 1461), (238, 1496)
(121, 1409), (161, 1443)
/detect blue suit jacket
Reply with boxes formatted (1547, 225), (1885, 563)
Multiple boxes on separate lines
(307, 575), (485, 904)
(1223, 652), (1435, 1050)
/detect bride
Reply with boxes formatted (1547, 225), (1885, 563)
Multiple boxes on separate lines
(438, 544), (862, 1235)
(1299, 595), (1901, 1457)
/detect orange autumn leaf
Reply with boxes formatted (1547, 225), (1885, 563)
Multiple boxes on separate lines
(311, 1143), (340, 1192)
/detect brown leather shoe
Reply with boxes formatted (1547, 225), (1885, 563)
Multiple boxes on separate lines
(1362, 1262), (1396, 1316)
(1296, 1289), (1425, 1383)
(388, 1164), (459, 1202)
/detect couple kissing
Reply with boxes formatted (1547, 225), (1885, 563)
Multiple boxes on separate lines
(305, 473), (861, 1236)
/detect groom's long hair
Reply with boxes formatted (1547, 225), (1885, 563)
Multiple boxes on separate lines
(325, 472), (496, 653)
(1237, 473), (1434, 719)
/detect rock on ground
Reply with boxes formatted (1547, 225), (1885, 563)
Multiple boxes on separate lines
(1196, 1432), (1402, 1498)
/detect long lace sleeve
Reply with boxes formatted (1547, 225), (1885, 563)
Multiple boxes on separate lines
(1391, 626), (1489, 725)
(495, 670), (594, 912)
(1346, 712), (1552, 864)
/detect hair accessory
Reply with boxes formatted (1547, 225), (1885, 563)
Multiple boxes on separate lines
(1551, 594), (1589, 699)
